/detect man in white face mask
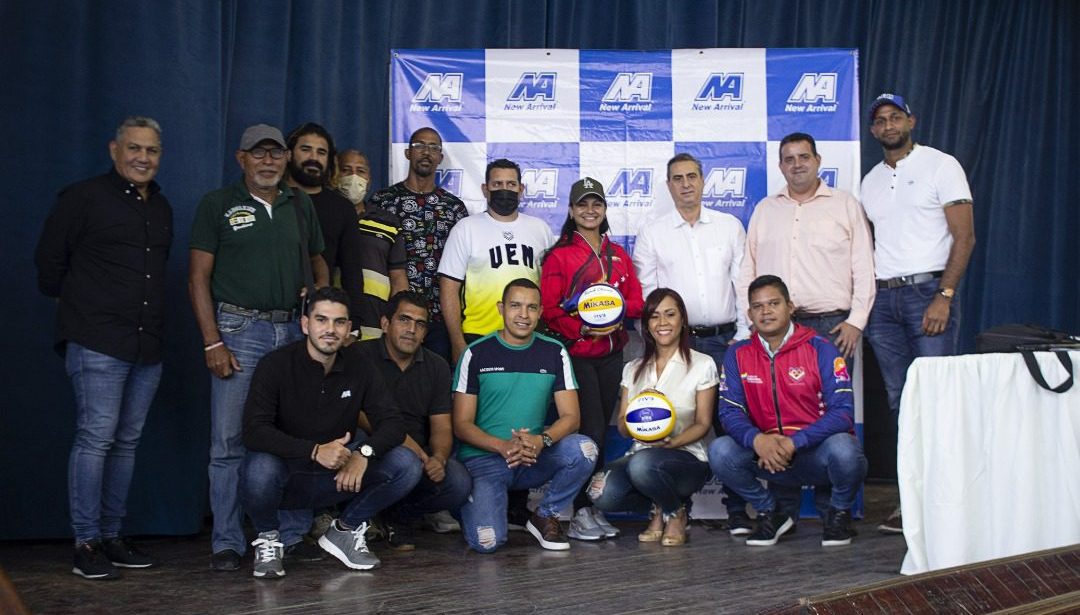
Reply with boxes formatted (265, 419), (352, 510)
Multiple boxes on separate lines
(336, 149), (371, 214)
(335, 148), (409, 340)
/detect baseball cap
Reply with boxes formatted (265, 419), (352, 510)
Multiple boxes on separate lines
(570, 177), (605, 204)
(868, 93), (912, 122)
(239, 124), (287, 150)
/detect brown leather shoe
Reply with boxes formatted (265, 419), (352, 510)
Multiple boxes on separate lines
(526, 512), (570, 551)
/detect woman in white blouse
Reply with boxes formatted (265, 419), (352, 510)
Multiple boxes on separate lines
(590, 288), (718, 546)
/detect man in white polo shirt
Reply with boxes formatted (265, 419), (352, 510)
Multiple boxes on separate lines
(861, 93), (976, 535)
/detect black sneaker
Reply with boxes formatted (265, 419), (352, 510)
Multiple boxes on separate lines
(73, 540), (120, 580)
(384, 521), (416, 552)
(727, 510), (754, 536)
(877, 506), (903, 534)
(822, 507), (856, 546)
(284, 539), (326, 562)
(210, 548), (242, 571)
(745, 510), (794, 547)
(102, 537), (157, 568)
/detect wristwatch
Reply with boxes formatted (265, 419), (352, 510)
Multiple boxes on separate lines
(937, 287), (955, 300)
(359, 444), (375, 458)
(541, 432), (554, 448)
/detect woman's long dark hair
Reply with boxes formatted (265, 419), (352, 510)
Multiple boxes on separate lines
(634, 288), (692, 383)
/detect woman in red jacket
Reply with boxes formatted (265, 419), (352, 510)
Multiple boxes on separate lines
(540, 177), (644, 541)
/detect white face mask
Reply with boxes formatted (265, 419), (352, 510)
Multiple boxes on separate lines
(337, 174), (369, 205)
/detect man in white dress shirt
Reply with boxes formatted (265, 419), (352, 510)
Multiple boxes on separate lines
(632, 152), (752, 533)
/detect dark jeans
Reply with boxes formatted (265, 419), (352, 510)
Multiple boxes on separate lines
(570, 351), (623, 509)
(391, 457), (472, 519)
(241, 445), (422, 533)
(708, 433), (867, 514)
(423, 319), (451, 365)
(865, 280), (960, 424)
(590, 448), (711, 516)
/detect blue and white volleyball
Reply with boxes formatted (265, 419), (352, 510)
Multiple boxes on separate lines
(624, 390), (676, 442)
(577, 283), (625, 333)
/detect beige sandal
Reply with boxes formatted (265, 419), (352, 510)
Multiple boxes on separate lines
(661, 506), (688, 546)
(638, 505), (664, 542)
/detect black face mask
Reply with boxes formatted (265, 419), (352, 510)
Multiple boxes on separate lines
(487, 189), (520, 216)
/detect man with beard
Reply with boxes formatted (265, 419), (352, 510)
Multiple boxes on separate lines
(335, 149), (371, 215)
(286, 123), (356, 277)
(189, 123), (329, 571)
(438, 159), (555, 365)
(241, 287), (418, 577)
(369, 127), (469, 360)
(860, 93), (975, 535)
(35, 116), (172, 579)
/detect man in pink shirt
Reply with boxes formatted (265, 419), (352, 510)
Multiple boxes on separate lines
(737, 132), (875, 359)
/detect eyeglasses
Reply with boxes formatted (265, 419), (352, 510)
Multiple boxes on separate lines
(248, 147), (286, 159)
(409, 142), (443, 153)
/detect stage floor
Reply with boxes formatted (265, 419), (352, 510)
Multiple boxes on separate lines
(1, 484), (908, 614)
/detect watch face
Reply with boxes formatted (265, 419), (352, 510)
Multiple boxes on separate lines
(360, 444), (374, 457)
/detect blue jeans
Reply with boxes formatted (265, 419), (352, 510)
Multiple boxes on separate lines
(865, 281), (959, 423)
(241, 444), (422, 533)
(65, 342), (162, 544)
(209, 306), (302, 554)
(793, 311), (855, 373)
(590, 448), (711, 516)
(391, 457), (472, 519)
(460, 434), (596, 553)
(708, 433), (867, 514)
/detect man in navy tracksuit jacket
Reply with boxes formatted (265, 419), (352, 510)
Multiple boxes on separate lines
(708, 275), (867, 547)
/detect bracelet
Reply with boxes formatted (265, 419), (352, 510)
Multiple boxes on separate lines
(312, 443), (320, 461)
(204, 340), (224, 352)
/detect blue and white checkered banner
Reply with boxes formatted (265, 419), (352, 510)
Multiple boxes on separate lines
(389, 48), (861, 252)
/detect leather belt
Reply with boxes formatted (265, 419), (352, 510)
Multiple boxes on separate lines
(793, 309), (849, 320)
(689, 322), (736, 338)
(876, 271), (943, 290)
(219, 302), (297, 323)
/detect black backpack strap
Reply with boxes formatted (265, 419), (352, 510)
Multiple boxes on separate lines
(1020, 350), (1074, 393)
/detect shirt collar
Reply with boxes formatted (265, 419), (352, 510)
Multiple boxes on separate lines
(291, 339), (346, 374)
(757, 322), (795, 358)
(777, 180), (832, 202)
(106, 167), (160, 197)
(670, 206), (711, 228)
(377, 336), (425, 366)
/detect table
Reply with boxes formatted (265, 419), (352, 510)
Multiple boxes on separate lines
(899, 350), (1080, 574)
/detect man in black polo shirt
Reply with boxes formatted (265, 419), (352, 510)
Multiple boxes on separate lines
(188, 123), (330, 571)
(36, 116), (172, 580)
(241, 287), (421, 578)
(354, 292), (471, 548)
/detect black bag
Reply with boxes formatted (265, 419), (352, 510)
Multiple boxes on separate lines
(976, 324), (1080, 393)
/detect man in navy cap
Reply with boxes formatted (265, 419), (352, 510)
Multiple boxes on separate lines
(861, 93), (975, 535)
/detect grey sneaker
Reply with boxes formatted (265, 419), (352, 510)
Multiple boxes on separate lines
(251, 531), (285, 579)
(591, 508), (620, 538)
(567, 508), (606, 541)
(422, 510), (461, 533)
(318, 520), (381, 570)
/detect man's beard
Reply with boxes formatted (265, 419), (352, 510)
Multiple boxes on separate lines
(290, 160), (326, 187)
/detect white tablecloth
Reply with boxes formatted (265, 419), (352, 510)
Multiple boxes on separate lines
(898, 351), (1080, 574)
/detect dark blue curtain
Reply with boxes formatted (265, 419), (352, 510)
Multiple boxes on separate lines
(2, 0), (1076, 539)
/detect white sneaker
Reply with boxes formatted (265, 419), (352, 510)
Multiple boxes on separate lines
(567, 508), (606, 541)
(422, 510), (461, 533)
(590, 508), (620, 538)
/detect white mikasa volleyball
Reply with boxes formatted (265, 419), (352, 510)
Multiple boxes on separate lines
(576, 283), (625, 333)
(624, 390), (676, 442)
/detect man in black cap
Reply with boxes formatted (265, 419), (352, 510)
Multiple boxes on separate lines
(188, 123), (330, 570)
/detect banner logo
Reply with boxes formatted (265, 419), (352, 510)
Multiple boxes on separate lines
(704, 167), (746, 201)
(522, 168), (559, 208)
(786, 73), (838, 112)
(600, 72), (653, 112)
(819, 168), (837, 188)
(436, 169), (463, 195)
(608, 168), (654, 208)
(506, 72), (557, 110)
(693, 73), (744, 111)
(411, 73), (464, 112)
